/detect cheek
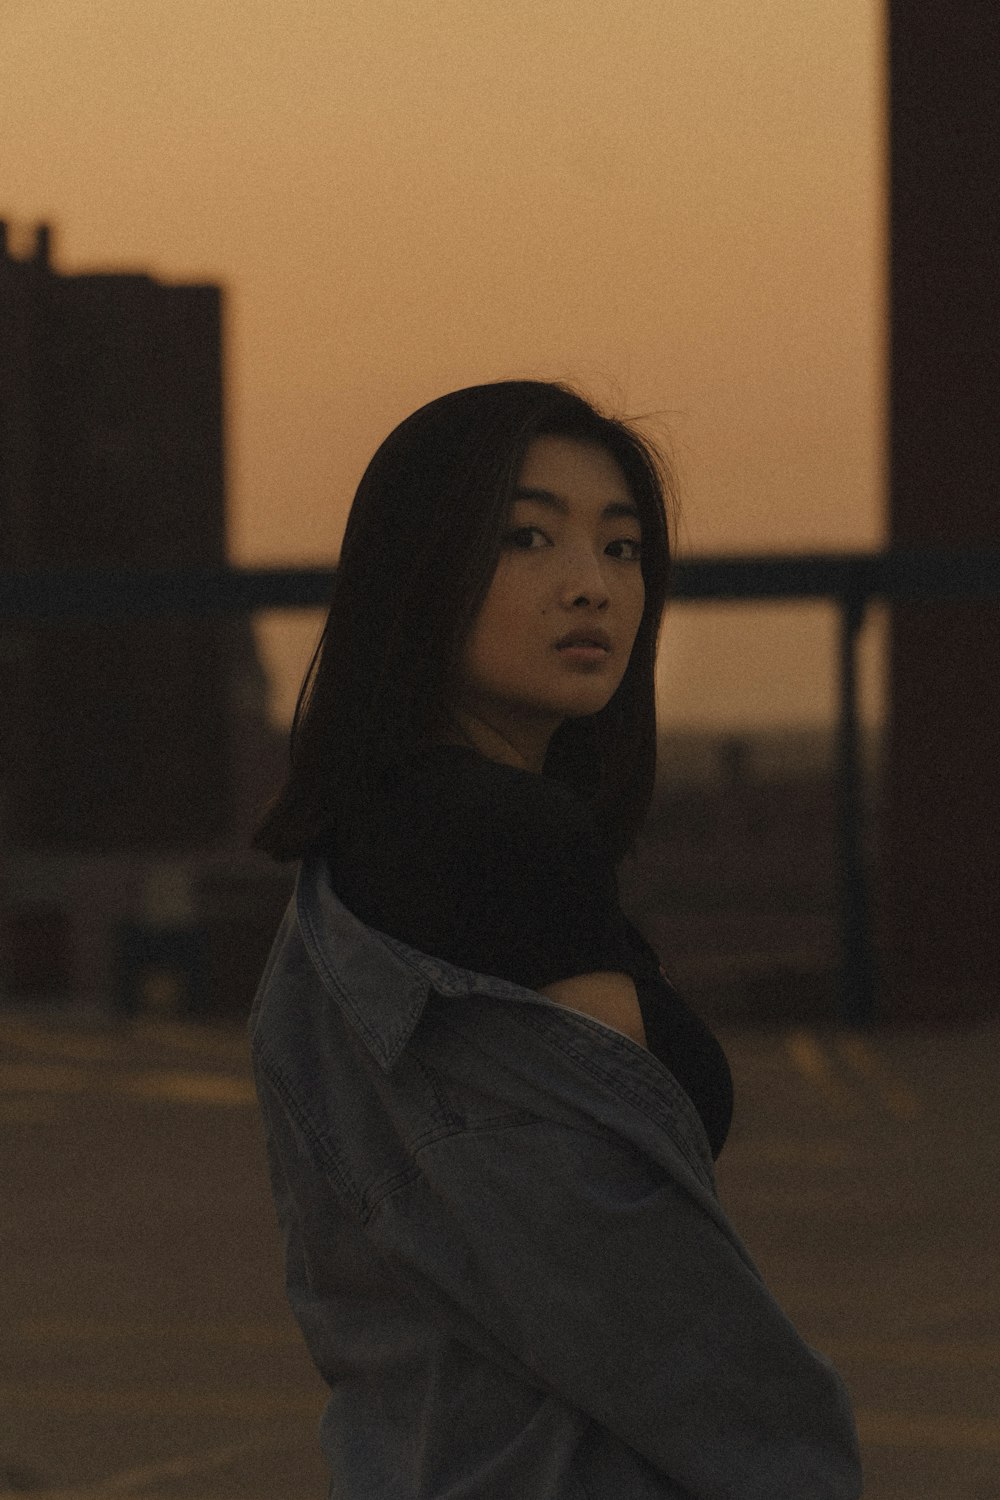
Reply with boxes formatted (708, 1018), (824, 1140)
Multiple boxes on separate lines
(473, 569), (529, 635)
(462, 575), (536, 672)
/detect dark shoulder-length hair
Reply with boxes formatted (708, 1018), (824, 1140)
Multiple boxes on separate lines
(251, 378), (677, 868)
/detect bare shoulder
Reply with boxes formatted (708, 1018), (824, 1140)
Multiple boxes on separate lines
(537, 971), (648, 1049)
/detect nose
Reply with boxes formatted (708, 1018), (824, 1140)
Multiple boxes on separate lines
(560, 544), (612, 602)
(560, 537), (614, 588)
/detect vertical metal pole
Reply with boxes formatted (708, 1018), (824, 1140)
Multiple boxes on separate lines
(837, 594), (878, 1025)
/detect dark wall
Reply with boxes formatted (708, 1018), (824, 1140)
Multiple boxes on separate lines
(1, 235), (234, 852)
(884, 3), (1000, 1018)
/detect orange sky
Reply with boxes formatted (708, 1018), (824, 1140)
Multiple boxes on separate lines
(1, 0), (887, 730)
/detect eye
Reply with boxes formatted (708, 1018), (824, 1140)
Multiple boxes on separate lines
(503, 527), (642, 560)
(504, 526), (547, 549)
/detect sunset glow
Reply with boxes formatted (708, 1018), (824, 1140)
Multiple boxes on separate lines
(1, 0), (886, 728)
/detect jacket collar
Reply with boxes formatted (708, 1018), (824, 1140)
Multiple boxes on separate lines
(295, 847), (540, 1073)
(291, 849), (717, 1186)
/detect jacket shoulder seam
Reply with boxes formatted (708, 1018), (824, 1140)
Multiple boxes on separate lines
(252, 1042), (368, 1217)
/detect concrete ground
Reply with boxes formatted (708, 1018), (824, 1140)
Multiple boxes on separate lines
(0, 998), (996, 1499)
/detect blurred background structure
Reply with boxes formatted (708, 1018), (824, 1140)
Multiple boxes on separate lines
(881, 0), (1000, 1024)
(0, 223), (290, 1021)
(0, 0), (901, 1029)
(0, 1), (997, 1030)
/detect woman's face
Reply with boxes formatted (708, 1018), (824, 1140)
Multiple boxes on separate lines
(443, 434), (647, 773)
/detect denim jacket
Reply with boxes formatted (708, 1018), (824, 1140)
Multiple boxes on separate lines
(248, 848), (862, 1499)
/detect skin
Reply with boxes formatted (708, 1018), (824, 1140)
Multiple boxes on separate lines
(436, 434), (647, 774)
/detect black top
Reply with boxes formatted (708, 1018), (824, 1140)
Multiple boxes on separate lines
(318, 743), (733, 1159)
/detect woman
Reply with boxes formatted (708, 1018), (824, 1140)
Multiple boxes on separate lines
(249, 379), (862, 1498)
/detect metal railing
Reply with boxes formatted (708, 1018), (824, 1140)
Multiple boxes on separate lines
(4, 547), (1000, 1026)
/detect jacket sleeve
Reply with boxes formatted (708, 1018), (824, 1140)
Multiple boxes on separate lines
(369, 1116), (862, 1499)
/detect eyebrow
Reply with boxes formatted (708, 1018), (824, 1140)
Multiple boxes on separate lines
(513, 486), (641, 522)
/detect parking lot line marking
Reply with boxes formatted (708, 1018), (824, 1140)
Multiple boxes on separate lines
(784, 1030), (867, 1117)
(22, 1438), (264, 1499)
(0, 1095), (58, 1122)
(833, 1033), (921, 1120)
(824, 1337), (1000, 1368)
(856, 1409), (1000, 1451)
(131, 1018), (249, 1063)
(0, 1019), (128, 1063)
(0, 1061), (90, 1093)
(731, 1135), (852, 1164)
(0, 1382), (322, 1419)
(115, 1069), (256, 1106)
(0, 1017), (248, 1069)
(14, 1317), (300, 1345)
(0, 1059), (255, 1107)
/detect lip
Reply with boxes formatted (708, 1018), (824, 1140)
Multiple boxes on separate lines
(554, 629), (612, 652)
(556, 645), (611, 664)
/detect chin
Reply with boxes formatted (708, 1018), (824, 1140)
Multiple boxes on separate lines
(559, 689), (617, 717)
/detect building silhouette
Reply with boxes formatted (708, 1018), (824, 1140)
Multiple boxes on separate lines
(3, 219), (234, 849)
(0, 221), (289, 1012)
(883, 2), (1000, 1021)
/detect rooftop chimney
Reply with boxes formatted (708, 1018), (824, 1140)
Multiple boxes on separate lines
(34, 223), (51, 268)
